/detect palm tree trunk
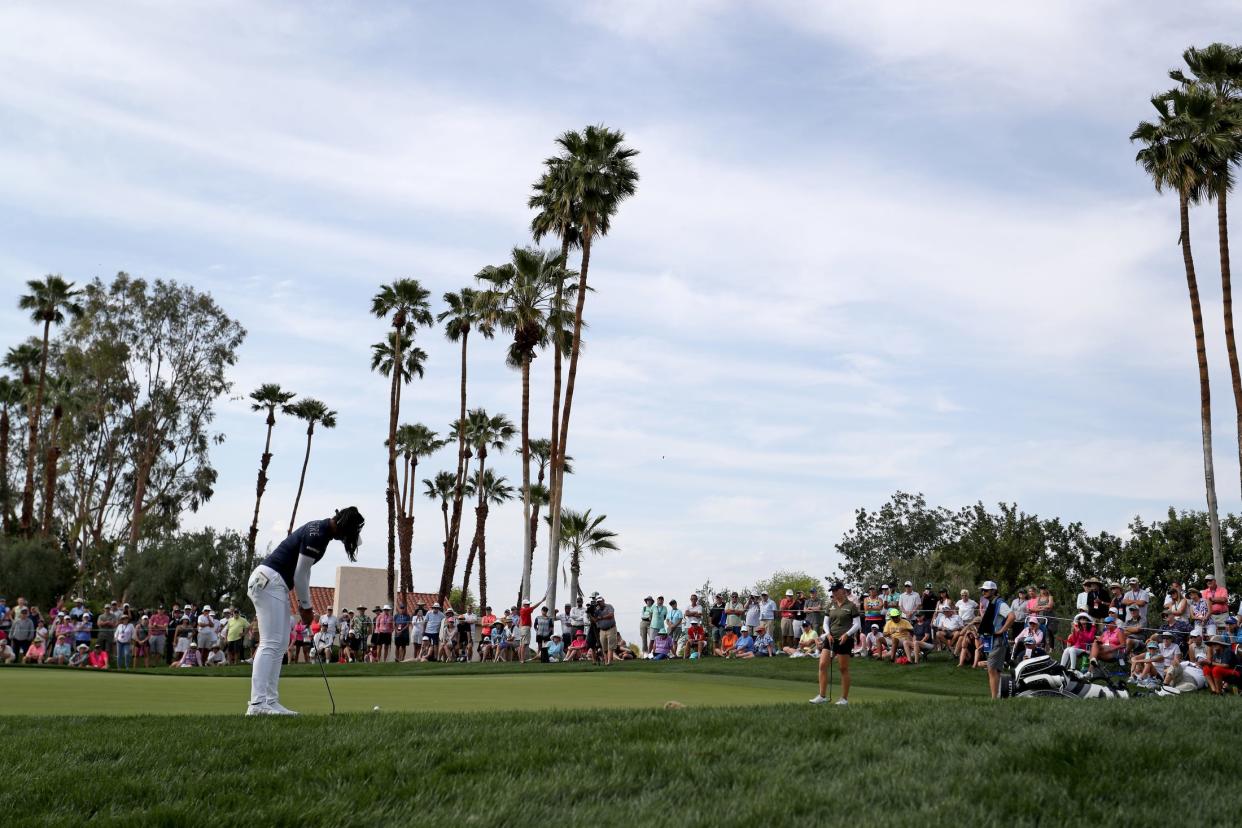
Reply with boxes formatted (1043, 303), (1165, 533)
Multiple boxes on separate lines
(1219, 188), (1239, 587)
(441, 332), (469, 599)
(440, 499), (450, 596)
(460, 523), (481, 612)
(547, 233), (593, 610)
(398, 456), (415, 595)
(543, 237), (571, 609)
(39, 411), (62, 537)
(247, 412), (276, 568)
(1, 406), (11, 532)
(478, 503), (490, 611)
(20, 318), (51, 533)
(568, 547), (580, 603)
(287, 421), (315, 535)
(386, 327), (401, 604)
(1181, 189), (1225, 585)
(519, 356), (533, 601)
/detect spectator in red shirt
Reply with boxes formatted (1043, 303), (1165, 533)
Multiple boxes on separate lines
(517, 596), (545, 663)
(779, 590), (796, 648)
(88, 643), (109, 669)
(686, 622), (706, 658)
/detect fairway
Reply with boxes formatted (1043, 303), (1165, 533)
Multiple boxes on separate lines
(0, 662), (943, 715)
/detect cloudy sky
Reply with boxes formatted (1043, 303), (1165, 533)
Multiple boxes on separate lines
(1, 1), (1237, 636)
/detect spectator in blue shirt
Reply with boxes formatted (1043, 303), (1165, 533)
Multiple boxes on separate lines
(753, 627), (775, 657)
(734, 631), (756, 659)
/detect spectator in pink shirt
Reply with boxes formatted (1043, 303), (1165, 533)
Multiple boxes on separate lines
(1204, 576), (1229, 634)
(373, 605), (394, 662)
(1089, 614), (1126, 671)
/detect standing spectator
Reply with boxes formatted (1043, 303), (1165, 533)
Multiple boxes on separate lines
(744, 595), (761, 635)
(9, 607), (34, 658)
(1011, 589), (1029, 626)
(758, 591), (777, 633)
(650, 596), (668, 642)
(1122, 578), (1150, 628)
(409, 608), (425, 661)
(665, 599), (684, 640)
(148, 606), (169, 665)
(534, 606), (555, 662)
(1081, 577), (1110, 623)
(803, 589), (824, 640)
(226, 609), (247, 665)
(791, 591), (807, 640)
(685, 594), (704, 632)
(52, 613), (74, 647)
(67, 597), (85, 621)
(352, 606), (372, 659)
(374, 605), (394, 662)
(898, 582), (920, 620)
(569, 598), (588, 642)
(423, 603), (444, 658)
(1106, 581), (1124, 616)
(74, 612), (94, 651)
(195, 611), (215, 651)
(1165, 584), (1189, 623)
(1204, 576), (1229, 634)
(862, 586), (885, 632)
(114, 614), (136, 669)
(709, 594), (726, 649)
(977, 580), (1013, 698)
(724, 592), (744, 633)
(955, 590), (978, 624)
(393, 604), (411, 662)
(557, 603), (574, 646)
(638, 596), (654, 654)
(96, 603), (118, 654)
(1032, 586), (1056, 645)
(1188, 587), (1210, 633)
(592, 596), (618, 666)
(134, 616), (151, 667)
(0, 595), (8, 630)
(778, 589), (796, 648)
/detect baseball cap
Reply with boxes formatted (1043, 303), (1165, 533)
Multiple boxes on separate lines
(785, 589), (794, 596)
(904, 580), (912, 586)
(881, 583), (889, 589)
(828, 581), (846, 592)
(980, 580), (998, 591)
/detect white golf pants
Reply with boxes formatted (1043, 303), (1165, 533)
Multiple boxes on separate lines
(248, 565), (290, 708)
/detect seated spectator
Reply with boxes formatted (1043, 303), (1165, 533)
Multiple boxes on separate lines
(205, 643), (227, 667)
(48, 634), (72, 665)
(1203, 635), (1240, 695)
(651, 630), (674, 660)
(23, 635), (47, 664)
(1165, 641), (1207, 692)
(1187, 628), (1209, 663)
(0, 636), (14, 664)
(884, 608), (918, 664)
(174, 642), (203, 668)
(753, 626), (775, 657)
(88, 642), (109, 669)
(69, 643), (90, 667)
(733, 629), (756, 659)
(312, 627), (334, 663)
(785, 625), (820, 658)
(935, 606), (964, 652)
(713, 629), (739, 658)
(1060, 613), (1096, 669)
(864, 624), (888, 659)
(1224, 616), (1240, 645)
(546, 634), (564, 662)
(1089, 615), (1126, 670)
(614, 640), (636, 660)
(1122, 606), (1145, 653)
(565, 629), (592, 662)
(685, 622), (706, 659)
(912, 615), (935, 655)
(1010, 618), (1045, 663)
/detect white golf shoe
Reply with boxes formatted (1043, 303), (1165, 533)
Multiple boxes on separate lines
(245, 704), (274, 716)
(809, 695), (827, 705)
(265, 702), (299, 715)
(834, 698), (849, 706)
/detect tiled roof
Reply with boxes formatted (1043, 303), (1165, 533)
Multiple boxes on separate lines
(288, 586), (336, 617)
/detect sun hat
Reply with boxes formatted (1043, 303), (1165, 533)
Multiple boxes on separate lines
(1160, 630), (1173, 638)
(1191, 627), (1204, 637)
(1128, 577), (1138, 584)
(382, 604), (391, 611)
(881, 583), (890, 589)
(1146, 641), (1158, 649)
(77, 644), (88, 651)
(1209, 635), (1229, 646)
(870, 624), (879, 630)
(785, 589), (794, 596)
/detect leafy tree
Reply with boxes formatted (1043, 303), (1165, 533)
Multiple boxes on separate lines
(117, 528), (249, 610)
(534, 125), (639, 611)
(476, 246), (575, 601)
(752, 570), (822, 601)
(0, 535), (74, 607)
(435, 288), (495, 599)
(16, 275), (82, 533)
(1132, 88), (1227, 586)
(285, 398), (337, 535)
(372, 279), (434, 603)
(246, 383), (296, 569)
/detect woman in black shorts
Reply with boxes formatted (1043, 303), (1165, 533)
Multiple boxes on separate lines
(811, 581), (860, 706)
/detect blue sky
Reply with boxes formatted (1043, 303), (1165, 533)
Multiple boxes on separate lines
(1, 1), (1238, 636)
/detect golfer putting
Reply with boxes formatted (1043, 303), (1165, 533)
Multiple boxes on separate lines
(246, 506), (364, 716)
(810, 580), (859, 706)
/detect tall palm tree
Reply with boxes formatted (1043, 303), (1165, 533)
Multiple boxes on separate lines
(16, 275), (82, 533)
(284, 397), (337, 535)
(477, 246), (575, 601)
(423, 470), (456, 577)
(521, 438), (573, 587)
(371, 279), (434, 602)
(1133, 86), (1226, 585)
(1172, 45), (1242, 547)
(435, 288), (495, 598)
(2, 344), (39, 535)
(460, 468), (514, 611)
(38, 373), (74, 538)
(533, 125), (639, 609)
(392, 423), (445, 594)
(245, 383), (296, 569)
(452, 408), (515, 610)
(0, 376), (24, 533)
(555, 508), (620, 602)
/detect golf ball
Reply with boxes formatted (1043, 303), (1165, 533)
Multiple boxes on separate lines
(372, 705), (381, 711)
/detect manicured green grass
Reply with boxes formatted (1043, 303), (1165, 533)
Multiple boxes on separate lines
(3, 692), (1237, 826)
(0, 657), (965, 715)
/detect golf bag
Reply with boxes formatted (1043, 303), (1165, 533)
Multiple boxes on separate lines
(1001, 655), (1128, 700)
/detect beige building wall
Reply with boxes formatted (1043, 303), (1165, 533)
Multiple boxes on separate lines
(332, 565), (390, 616)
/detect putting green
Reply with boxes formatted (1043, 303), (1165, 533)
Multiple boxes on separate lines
(0, 668), (935, 716)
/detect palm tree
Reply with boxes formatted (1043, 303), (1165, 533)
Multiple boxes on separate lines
(2, 344), (39, 535)
(245, 383), (296, 569)
(532, 126), (639, 609)
(371, 279), (434, 602)
(423, 470), (456, 575)
(16, 275), (83, 533)
(460, 468), (514, 611)
(522, 438), (573, 585)
(556, 508), (620, 602)
(38, 373), (74, 537)
(452, 408), (515, 610)
(284, 397), (337, 535)
(392, 423), (445, 594)
(1133, 86), (1226, 585)
(1172, 45), (1242, 551)
(0, 376), (24, 532)
(435, 288), (495, 599)
(477, 246), (575, 601)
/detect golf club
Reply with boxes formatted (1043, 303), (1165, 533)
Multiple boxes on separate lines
(315, 647), (336, 715)
(826, 645), (834, 703)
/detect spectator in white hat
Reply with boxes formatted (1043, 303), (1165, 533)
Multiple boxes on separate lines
(977, 580), (1013, 698)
